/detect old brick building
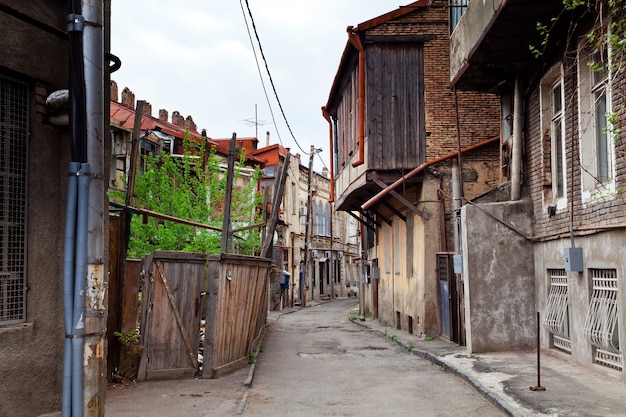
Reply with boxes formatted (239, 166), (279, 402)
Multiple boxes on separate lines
(452, 0), (626, 379)
(324, 0), (500, 340)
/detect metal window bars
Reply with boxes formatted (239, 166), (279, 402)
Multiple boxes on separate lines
(0, 77), (28, 325)
(542, 269), (569, 338)
(450, 0), (468, 33)
(584, 269), (620, 355)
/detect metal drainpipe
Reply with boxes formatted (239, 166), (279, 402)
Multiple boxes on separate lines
(83, 0), (106, 415)
(347, 26), (365, 167)
(511, 74), (523, 200)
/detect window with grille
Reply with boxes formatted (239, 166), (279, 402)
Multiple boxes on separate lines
(0, 76), (28, 325)
(584, 268), (622, 369)
(542, 269), (571, 353)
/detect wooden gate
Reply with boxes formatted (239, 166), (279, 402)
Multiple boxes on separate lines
(137, 251), (206, 381)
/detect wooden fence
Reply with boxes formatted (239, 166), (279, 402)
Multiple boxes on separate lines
(133, 251), (271, 381)
(203, 254), (271, 378)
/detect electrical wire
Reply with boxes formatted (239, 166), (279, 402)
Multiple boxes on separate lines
(241, 0), (310, 156)
(238, 0), (284, 147)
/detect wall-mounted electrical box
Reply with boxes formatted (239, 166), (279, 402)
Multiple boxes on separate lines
(453, 254), (464, 274)
(564, 247), (583, 272)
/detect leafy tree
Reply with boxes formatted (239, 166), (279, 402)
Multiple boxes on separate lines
(111, 132), (264, 258)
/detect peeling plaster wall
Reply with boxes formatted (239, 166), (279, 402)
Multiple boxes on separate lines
(461, 199), (535, 353)
(374, 178), (441, 337)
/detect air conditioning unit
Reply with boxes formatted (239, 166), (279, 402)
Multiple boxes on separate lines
(299, 207), (307, 216)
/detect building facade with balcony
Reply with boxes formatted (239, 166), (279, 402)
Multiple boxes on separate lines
(451, 0), (626, 379)
(325, 0), (501, 339)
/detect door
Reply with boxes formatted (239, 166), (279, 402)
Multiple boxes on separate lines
(137, 252), (206, 381)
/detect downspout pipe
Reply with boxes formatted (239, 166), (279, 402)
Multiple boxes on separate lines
(511, 73), (523, 200)
(62, 162), (79, 417)
(72, 164), (90, 416)
(321, 106), (335, 202)
(83, 0), (105, 414)
(347, 26), (365, 167)
(362, 136), (500, 210)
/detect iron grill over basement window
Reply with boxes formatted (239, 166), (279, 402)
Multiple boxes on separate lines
(542, 269), (571, 353)
(0, 76), (28, 325)
(584, 268), (622, 370)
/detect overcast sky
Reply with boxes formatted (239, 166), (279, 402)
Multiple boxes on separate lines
(110, 1), (401, 170)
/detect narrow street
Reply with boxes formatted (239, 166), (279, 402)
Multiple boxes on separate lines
(242, 298), (504, 416)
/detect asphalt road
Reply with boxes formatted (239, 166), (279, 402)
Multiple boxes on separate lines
(242, 298), (505, 417)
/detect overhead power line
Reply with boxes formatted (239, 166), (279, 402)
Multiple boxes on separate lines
(240, 0), (310, 156)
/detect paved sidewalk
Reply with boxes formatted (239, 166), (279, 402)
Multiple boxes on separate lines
(341, 310), (626, 416)
(103, 300), (626, 417)
(269, 302), (626, 417)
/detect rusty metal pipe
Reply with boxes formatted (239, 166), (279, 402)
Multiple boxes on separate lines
(321, 106), (335, 202)
(348, 26), (365, 167)
(362, 136), (500, 211)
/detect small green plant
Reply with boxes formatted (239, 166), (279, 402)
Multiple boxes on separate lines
(440, 365), (448, 372)
(114, 328), (143, 358)
(349, 315), (357, 322)
(425, 336), (434, 341)
(407, 343), (415, 351)
(248, 352), (258, 364)
(259, 345), (265, 353)
(390, 335), (398, 341)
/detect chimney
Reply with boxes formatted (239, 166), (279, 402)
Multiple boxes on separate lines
(171, 110), (184, 127)
(121, 87), (135, 109)
(110, 80), (118, 102)
(185, 115), (197, 132)
(159, 109), (168, 122)
(142, 101), (152, 117)
(322, 166), (329, 178)
(266, 131), (270, 147)
(295, 153), (301, 166)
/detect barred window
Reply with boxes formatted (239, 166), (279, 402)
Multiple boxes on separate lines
(0, 76), (28, 325)
(584, 268), (622, 369)
(542, 269), (571, 353)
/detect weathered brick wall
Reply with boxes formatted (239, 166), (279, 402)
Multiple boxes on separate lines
(366, 1), (502, 252)
(527, 49), (626, 238)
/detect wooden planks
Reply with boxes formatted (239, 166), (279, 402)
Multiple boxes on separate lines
(204, 254), (271, 377)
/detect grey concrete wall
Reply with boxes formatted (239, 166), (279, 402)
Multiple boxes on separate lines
(461, 199), (535, 353)
(450, 0), (502, 82)
(534, 231), (626, 381)
(0, 3), (69, 416)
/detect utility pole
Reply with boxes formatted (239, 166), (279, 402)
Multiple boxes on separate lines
(302, 146), (321, 306)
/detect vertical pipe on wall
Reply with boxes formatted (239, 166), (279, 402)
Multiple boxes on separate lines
(83, 0), (106, 414)
(347, 27), (365, 167)
(511, 74), (524, 200)
(62, 162), (79, 417)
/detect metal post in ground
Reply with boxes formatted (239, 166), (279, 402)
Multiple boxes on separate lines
(530, 311), (546, 392)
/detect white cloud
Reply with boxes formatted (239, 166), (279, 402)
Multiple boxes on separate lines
(111, 0), (400, 168)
